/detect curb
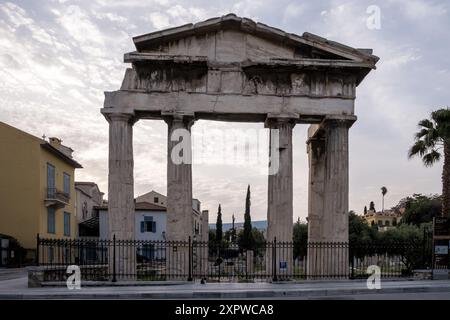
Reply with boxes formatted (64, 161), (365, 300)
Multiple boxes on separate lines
(1, 284), (450, 299)
(42, 281), (189, 287)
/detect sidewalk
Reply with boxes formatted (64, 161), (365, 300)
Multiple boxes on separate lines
(0, 268), (27, 281)
(1, 276), (450, 299)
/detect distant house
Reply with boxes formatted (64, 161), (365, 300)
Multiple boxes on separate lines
(363, 209), (402, 231)
(135, 190), (167, 207)
(76, 182), (105, 237)
(96, 190), (208, 241)
(98, 201), (168, 241)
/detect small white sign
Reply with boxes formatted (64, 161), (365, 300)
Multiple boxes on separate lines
(435, 245), (449, 255)
(433, 269), (449, 280)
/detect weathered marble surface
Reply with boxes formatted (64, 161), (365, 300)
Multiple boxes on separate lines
(101, 14), (378, 280)
(306, 117), (354, 277)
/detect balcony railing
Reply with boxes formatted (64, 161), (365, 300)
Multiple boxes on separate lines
(45, 188), (70, 208)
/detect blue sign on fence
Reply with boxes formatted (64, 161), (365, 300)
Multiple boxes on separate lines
(279, 261), (287, 269)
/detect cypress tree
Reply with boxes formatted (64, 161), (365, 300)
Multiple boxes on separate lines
(242, 185), (254, 249)
(216, 204), (223, 243)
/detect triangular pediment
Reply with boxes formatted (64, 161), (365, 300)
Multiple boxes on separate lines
(132, 13), (378, 65)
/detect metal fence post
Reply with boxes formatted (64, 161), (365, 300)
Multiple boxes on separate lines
(422, 227), (427, 268)
(350, 244), (355, 280)
(36, 233), (40, 266)
(272, 237), (278, 282)
(112, 234), (117, 283)
(188, 236), (193, 281)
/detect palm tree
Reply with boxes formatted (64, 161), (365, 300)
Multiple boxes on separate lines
(409, 108), (450, 216)
(381, 186), (387, 212)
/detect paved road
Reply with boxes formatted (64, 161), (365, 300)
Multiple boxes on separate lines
(1, 272), (450, 299)
(259, 291), (450, 300)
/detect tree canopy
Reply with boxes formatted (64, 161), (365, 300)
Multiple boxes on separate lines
(240, 185), (254, 250)
(397, 193), (441, 226)
(293, 220), (308, 259)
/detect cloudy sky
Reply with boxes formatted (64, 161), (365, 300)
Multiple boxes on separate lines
(1, 0), (449, 223)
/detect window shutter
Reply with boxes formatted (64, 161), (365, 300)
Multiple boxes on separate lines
(152, 221), (156, 233)
(140, 221), (145, 233)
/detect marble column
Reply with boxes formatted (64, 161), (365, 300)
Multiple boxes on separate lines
(306, 119), (352, 278)
(200, 210), (209, 277)
(106, 113), (136, 279)
(266, 118), (295, 278)
(306, 129), (326, 278)
(164, 113), (195, 279)
(322, 119), (350, 243)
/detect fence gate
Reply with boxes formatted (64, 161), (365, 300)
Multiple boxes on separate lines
(207, 242), (245, 282)
(192, 241), (276, 282)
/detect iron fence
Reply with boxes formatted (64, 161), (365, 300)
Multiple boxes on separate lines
(36, 235), (433, 282)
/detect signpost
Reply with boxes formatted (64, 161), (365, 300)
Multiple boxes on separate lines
(432, 217), (450, 280)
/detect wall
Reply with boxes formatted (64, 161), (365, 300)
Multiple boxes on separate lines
(75, 187), (102, 223)
(0, 122), (41, 249)
(135, 211), (166, 241)
(135, 191), (167, 206)
(99, 210), (108, 239)
(99, 209), (167, 241)
(75, 189), (90, 222)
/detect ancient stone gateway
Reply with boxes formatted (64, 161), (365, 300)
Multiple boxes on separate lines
(101, 14), (378, 279)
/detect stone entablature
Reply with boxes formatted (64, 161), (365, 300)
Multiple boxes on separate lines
(120, 56), (358, 99)
(103, 14), (378, 123)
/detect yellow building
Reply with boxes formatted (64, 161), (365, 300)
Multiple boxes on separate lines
(0, 121), (82, 260)
(364, 209), (401, 231)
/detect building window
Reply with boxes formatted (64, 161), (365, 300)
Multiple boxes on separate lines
(63, 173), (70, 195)
(47, 208), (56, 234)
(47, 163), (55, 196)
(154, 197), (159, 203)
(64, 212), (71, 236)
(385, 221), (390, 227)
(140, 216), (156, 233)
(378, 220), (383, 227)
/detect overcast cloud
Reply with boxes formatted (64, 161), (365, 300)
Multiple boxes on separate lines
(1, 0), (449, 223)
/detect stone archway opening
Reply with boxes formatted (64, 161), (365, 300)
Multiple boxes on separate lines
(191, 120), (269, 226)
